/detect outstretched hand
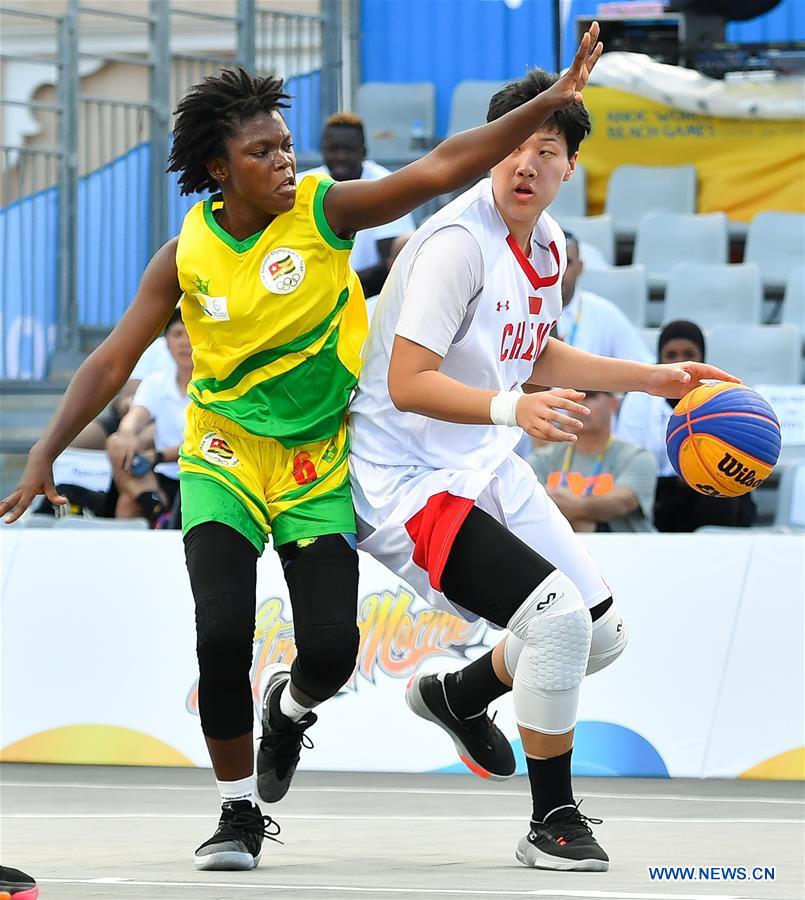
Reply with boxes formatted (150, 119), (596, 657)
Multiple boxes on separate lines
(0, 449), (66, 524)
(645, 362), (741, 401)
(545, 21), (603, 109)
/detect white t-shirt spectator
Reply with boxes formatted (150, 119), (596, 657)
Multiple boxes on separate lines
(297, 161), (417, 271)
(131, 370), (189, 479)
(558, 288), (652, 363)
(130, 337), (176, 381)
(615, 391), (676, 477)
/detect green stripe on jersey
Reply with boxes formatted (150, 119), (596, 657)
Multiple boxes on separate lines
(192, 325), (356, 446)
(190, 287), (351, 397)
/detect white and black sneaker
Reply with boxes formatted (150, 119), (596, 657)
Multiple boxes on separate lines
(194, 799), (281, 871)
(257, 664), (317, 803)
(516, 802), (609, 871)
(406, 672), (515, 779)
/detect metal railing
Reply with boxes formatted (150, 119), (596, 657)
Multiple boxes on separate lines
(1, 0), (344, 380)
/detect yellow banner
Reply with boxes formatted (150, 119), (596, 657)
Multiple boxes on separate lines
(582, 87), (805, 222)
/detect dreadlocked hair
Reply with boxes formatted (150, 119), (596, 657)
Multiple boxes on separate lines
(168, 67), (291, 195)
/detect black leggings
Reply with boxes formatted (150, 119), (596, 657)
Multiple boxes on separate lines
(184, 522), (359, 740)
(441, 507), (557, 628)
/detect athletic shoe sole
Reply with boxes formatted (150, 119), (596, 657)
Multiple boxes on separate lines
(515, 836), (609, 872)
(0, 890), (39, 900)
(405, 673), (512, 781)
(194, 849), (261, 871)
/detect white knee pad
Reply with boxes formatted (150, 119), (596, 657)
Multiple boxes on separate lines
(507, 571), (592, 735)
(587, 600), (628, 675)
(503, 598), (628, 679)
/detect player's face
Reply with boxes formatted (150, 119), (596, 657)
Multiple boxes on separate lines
(166, 320), (193, 370)
(212, 112), (297, 215)
(660, 338), (703, 365)
(490, 128), (577, 226)
(321, 126), (365, 181)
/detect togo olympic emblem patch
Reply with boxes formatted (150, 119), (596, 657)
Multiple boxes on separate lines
(260, 247), (306, 295)
(200, 432), (240, 467)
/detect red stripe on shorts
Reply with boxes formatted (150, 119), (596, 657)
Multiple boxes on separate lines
(404, 492), (475, 592)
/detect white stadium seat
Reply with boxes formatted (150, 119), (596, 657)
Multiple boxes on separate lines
(744, 212), (805, 294)
(633, 212), (729, 290)
(664, 263), (762, 329)
(706, 324), (801, 386)
(558, 214), (615, 266)
(355, 82), (436, 160)
(447, 80), (505, 135)
(605, 164), (696, 240)
(580, 265), (648, 327)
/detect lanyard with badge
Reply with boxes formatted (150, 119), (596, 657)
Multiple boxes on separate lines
(558, 436), (613, 496)
(565, 291), (584, 347)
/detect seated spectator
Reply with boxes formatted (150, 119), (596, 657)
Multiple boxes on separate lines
(528, 390), (657, 532)
(364, 231), (414, 321)
(558, 232), (652, 363)
(70, 330), (176, 452)
(298, 112), (417, 293)
(615, 320), (757, 531)
(106, 309), (191, 527)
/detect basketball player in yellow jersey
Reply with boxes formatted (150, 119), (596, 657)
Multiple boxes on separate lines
(2, 29), (605, 871)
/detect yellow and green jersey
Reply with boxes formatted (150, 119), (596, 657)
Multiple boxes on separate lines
(176, 173), (367, 448)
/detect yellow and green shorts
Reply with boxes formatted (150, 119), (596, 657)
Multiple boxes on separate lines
(179, 405), (356, 553)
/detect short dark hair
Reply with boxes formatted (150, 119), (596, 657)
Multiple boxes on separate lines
(164, 307), (183, 334)
(487, 69), (591, 157)
(168, 67), (291, 195)
(322, 112), (366, 145)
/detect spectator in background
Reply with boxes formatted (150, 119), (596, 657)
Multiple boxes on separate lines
(106, 309), (190, 526)
(615, 320), (756, 531)
(529, 390), (656, 532)
(298, 113), (417, 294)
(363, 231), (414, 321)
(70, 325), (176, 451)
(558, 232), (651, 363)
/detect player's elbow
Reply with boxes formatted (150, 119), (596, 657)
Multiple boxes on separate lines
(387, 370), (414, 413)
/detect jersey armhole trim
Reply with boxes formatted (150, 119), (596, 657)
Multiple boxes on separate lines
(312, 178), (355, 251)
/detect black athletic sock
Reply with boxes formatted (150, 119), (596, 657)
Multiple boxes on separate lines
(527, 748), (574, 823)
(443, 651), (509, 719)
(136, 490), (164, 525)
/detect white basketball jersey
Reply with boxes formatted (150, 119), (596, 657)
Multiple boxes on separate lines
(349, 177), (566, 472)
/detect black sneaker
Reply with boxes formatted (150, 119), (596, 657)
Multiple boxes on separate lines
(256, 664), (317, 803)
(516, 802), (609, 871)
(194, 800), (281, 871)
(0, 867), (39, 899)
(405, 672), (515, 779)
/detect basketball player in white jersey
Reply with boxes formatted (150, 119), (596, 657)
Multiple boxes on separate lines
(348, 70), (738, 871)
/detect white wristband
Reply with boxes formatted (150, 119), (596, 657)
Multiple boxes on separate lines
(490, 390), (520, 427)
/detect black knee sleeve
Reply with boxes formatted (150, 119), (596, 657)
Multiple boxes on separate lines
(277, 533), (359, 703)
(441, 507), (556, 628)
(292, 622), (360, 702)
(185, 522), (258, 740)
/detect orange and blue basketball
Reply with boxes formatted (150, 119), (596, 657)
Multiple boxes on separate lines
(665, 383), (781, 497)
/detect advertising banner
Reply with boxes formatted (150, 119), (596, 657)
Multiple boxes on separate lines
(1, 531), (802, 779)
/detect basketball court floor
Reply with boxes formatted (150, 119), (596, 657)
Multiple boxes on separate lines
(2, 763), (803, 899)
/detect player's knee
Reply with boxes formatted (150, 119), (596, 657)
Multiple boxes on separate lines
(587, 598), (627, 676)
(508, 571), (592, 734)
(292, 622), (360, 702)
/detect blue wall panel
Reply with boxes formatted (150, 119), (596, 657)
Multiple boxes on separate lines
(360, 0), (556, 137)
(727, 0), (805, 43)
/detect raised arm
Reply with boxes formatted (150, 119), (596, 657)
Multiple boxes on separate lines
(324, 23), (602, 235)
(528, 337), (740, 398)
(1, 238), (182, 523)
